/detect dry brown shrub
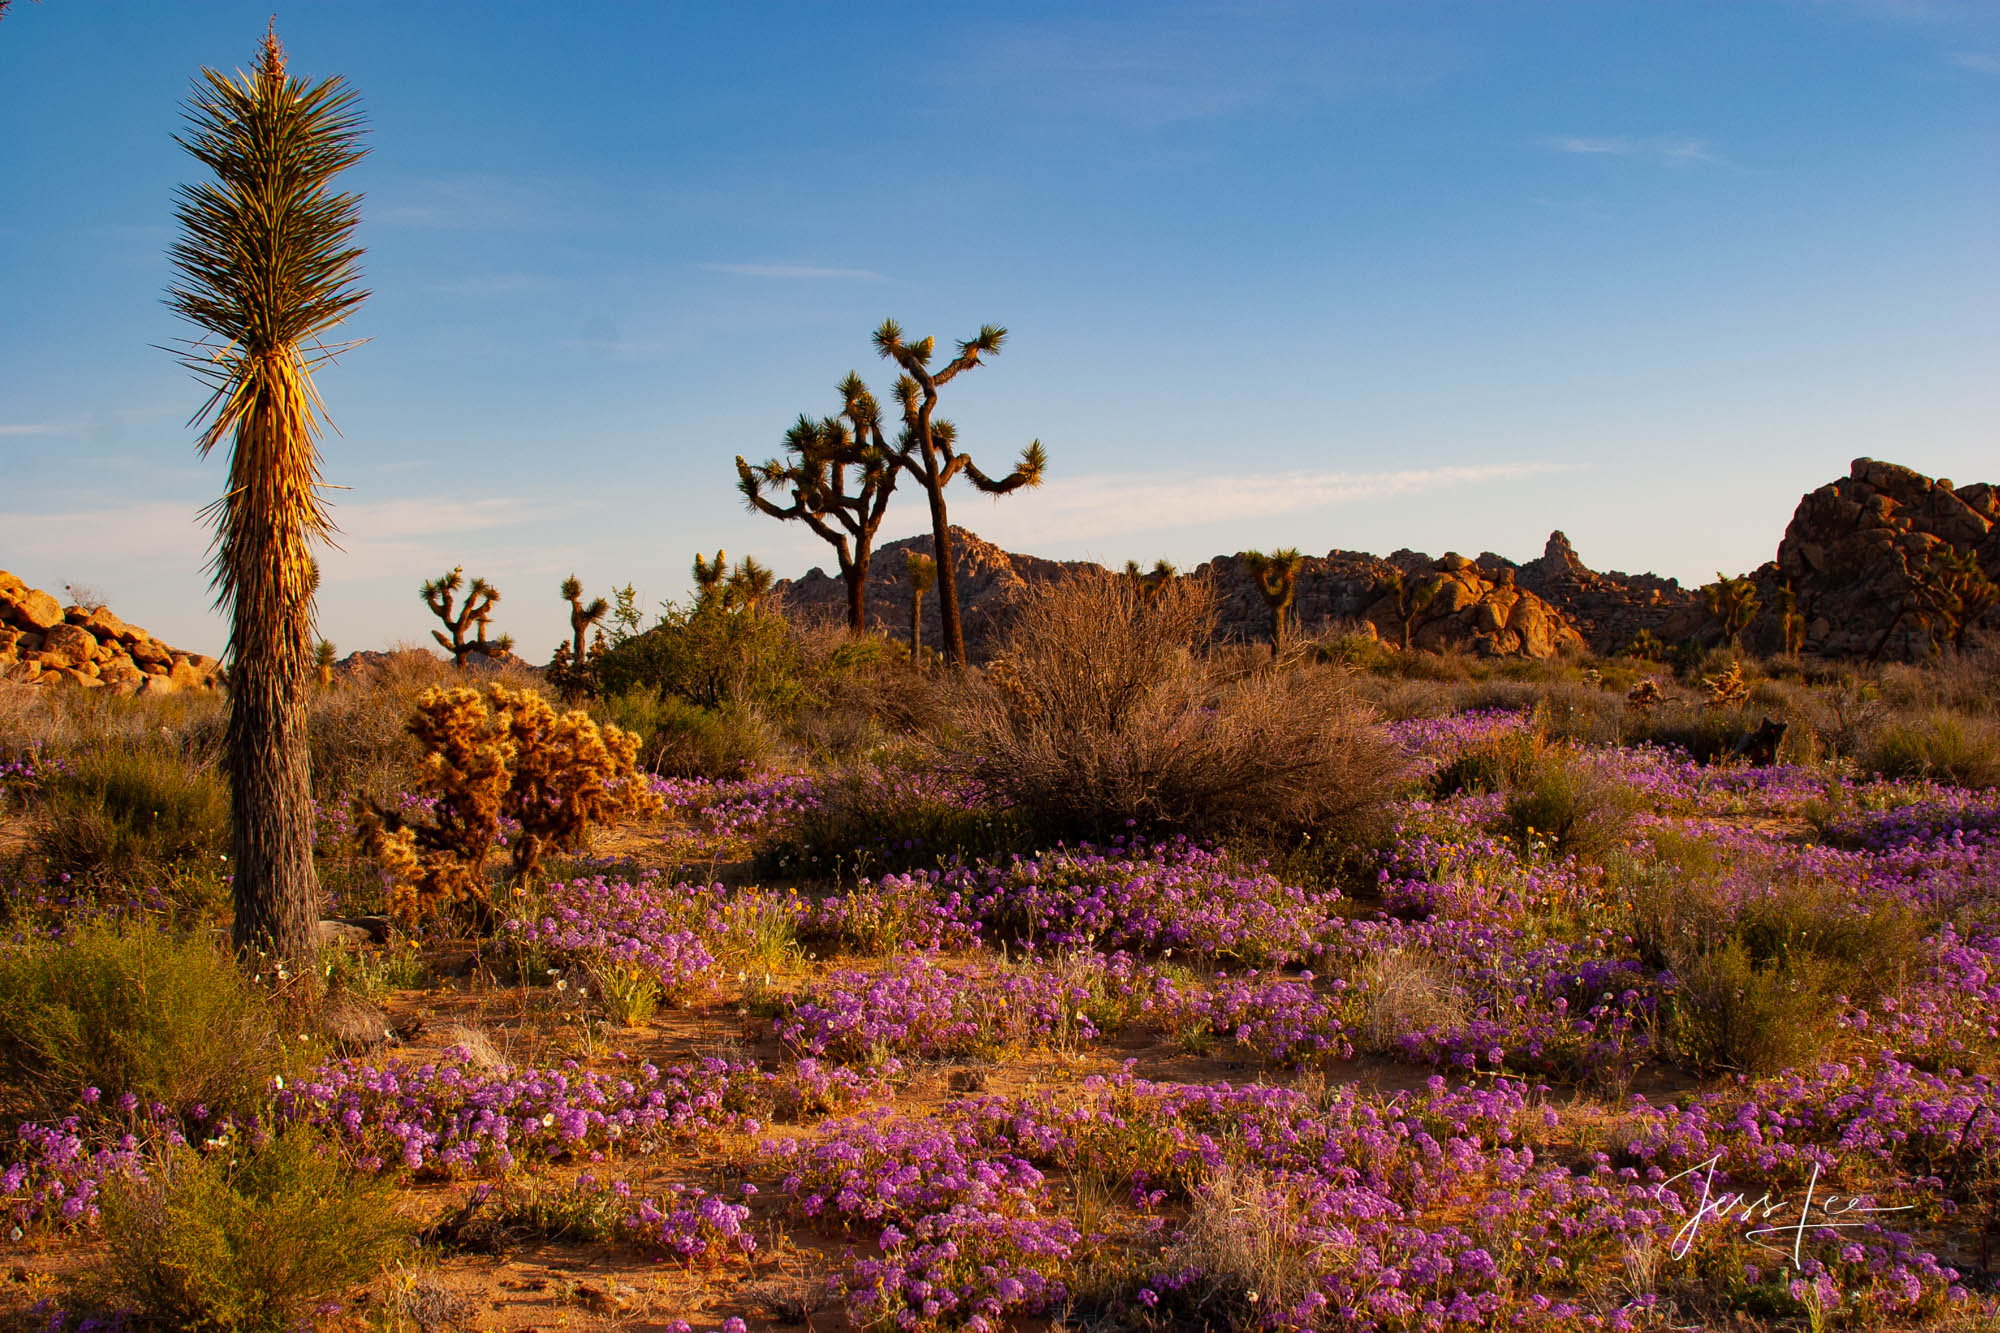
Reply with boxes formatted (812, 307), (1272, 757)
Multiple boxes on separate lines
(949, 571), (1405, 848)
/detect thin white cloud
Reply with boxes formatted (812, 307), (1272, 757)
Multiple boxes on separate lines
(1542, 134), (1716, 165)
(966, 461), (1570, 546)
(699, 262), (886, 281)
(1950, 51), (2000, 74)
(0, 423), (68, 437)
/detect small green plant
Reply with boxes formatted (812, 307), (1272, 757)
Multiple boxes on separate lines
(591, 960), (660, 1027)
(32, 747), (229, 888)
(1665, 937), (1835, 1076)
(88, 1130), (404, 1332)
(1495, 748), (1637, 862)
(0, 922), (286, 1120)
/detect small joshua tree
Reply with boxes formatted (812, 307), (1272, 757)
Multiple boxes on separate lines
(1910, 546), (1998, 656)
(314, 639), (336, 687)
(422, 567), (513, 668)
(1701, 572), (1760, 648)
(691, 551), (774, 614)
(730, 556), (775, 613)
(737, 375), (899, 633)
(1378, 568), (1443, 652)
(356, 683), (661, 926)
(1775, 581), (1806, 659)
(904, 550), (937, 663)
(1239, 549), (1304, 657)
(1622, 628), (1666, 662)
(872, 320), (1047, 666)
(560, 575), (609, 664)
(1124, 559), (1177, 608)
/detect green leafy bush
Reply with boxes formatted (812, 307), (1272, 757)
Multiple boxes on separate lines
(1495, 748), (1638, 861)
(1665, 937), (1836, 1076)
(0, 923), (285, 1120)
(89, 1130), (403, 1332)
(32, 747), (228, 887)
(595, 599), (805, 711)
(596, 688), (780, 777)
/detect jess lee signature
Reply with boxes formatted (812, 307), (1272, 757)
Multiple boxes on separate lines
(1657, 1156), (1913, 1264)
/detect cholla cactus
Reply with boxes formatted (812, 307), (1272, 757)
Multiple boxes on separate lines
(356, 684), (662, 925)
(1240, 549), (1304, 657)
(1626, 679), (1662, 709)
(1701, 661), (1750, 707)
(422, 566), (513, 668)
(1701, 572), (1759, 648)
(904, 550), (937, 663)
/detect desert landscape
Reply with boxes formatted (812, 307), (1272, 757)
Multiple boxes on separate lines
(3, 6), (1997, 1333)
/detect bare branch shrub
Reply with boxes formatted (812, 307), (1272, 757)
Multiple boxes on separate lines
(949, 571), (1405, 848)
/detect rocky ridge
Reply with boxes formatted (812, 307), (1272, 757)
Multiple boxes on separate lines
(0, 571), (222, 694)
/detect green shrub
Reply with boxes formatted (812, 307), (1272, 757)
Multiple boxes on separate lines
(595, 689), (780, 777)
(1860, 710), (2000, 788)
(0, 923), (286, 1120)
(1430, 725), (1547, 797)
(1495, 749), (1638, 861)
(32, 748), (229, 887)
(765, 763), (1029, 881)
(1665, 937), (1836, 1076)
(89, 1130), (403, 1332)
(595, 600), (805, 712)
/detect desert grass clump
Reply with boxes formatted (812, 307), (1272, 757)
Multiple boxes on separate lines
(596, 689), (781, 778)
(0, 921), (285, 1120)
(86, 1129), (403, 1333)
(31, 746), (229, 890)
(1860, 710), (2000, 789)
(955, 571), (1405, 849)
(357, 684), (662, 925)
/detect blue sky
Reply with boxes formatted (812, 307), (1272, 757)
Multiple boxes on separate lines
(1, 2), (1995, 657)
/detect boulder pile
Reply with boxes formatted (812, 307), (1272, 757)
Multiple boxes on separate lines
(0, 571), (223, 695)
(1756, 458), (2000, 661)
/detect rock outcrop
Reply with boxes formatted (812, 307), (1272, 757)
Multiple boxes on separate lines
(1481, 532), (1706, 655)
(0, 571), (223, 694)
(1758, 457), (2000, 661)
(779, 531), (1588, 660)
(775, 527), (1097, 654)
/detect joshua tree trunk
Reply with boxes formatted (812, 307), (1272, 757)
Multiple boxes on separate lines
(910, 586), (925, 662)
(847, 548), (869, 634)
(927, 496), (965, 665)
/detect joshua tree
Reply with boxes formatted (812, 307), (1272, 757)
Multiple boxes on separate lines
(1124, 559), (1177, 608)
(1701, 572), (1760, 648)
(737, 375), (899, 632)
(1775, 581), (1806, 659)
(422, 567), (512, 667)
(904, 550), (937, 663)
(1910, 546), (1999, 656)
(691, 551), (774, 613)
(872, 320), (1047, 666)
(560, 575), (609, 663)
(314, 639), (336, 687)
(1239, 549), (1304, 657)
(1377, 568), (1444, 652)
(167, 26), (367, 974)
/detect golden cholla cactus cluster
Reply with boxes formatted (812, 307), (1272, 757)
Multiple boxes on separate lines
(1701, 661), (1750, 707)
(357, 684), (661, 924)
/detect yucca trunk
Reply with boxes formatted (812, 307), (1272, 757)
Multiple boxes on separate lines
(910, 587), (925, 663)
(223, 353), (324, 970)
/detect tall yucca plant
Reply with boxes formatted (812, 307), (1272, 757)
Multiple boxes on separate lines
(167, 28), (368, 975)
